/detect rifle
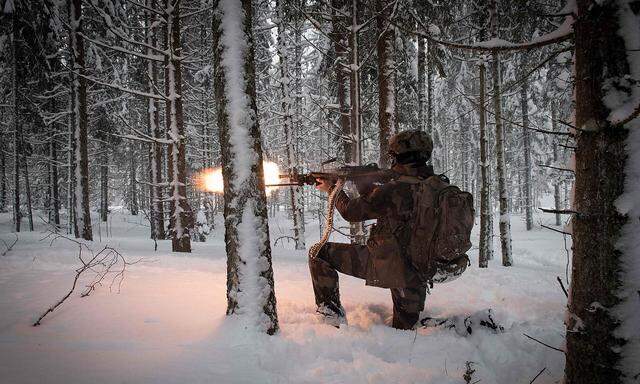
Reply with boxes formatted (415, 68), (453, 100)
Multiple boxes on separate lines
(266, 162), (395, 190)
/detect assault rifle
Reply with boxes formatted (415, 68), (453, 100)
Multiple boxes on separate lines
(266, 161), (394, 189)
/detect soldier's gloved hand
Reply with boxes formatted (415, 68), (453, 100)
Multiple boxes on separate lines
(354, 177), (375, 196)
(315, 177), (334, 193)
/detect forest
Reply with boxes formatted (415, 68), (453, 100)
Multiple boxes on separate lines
(0, 0), (638, 383)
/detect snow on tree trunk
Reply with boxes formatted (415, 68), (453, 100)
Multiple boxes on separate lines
(276, 0), (305, 250)
(478, 62), (491, 268)
(70, 0), (92, 241)
(566, 1), (639, 382)
(213, 0), (278, 334)
(520, 79), (533, 231)
(100, 153), (108, 222)
(489, 0), (512, 266)
(376, 0), (395, 168)
(164, 0), (192, 252)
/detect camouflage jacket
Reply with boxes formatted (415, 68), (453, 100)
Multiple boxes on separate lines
(334, 165), (434, 288)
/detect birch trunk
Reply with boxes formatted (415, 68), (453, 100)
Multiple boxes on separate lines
(70, 0), (92, 240)
(213, 0), (278, 334)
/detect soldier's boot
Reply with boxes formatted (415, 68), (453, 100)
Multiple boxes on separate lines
(391, 287), (427, 330)
(309, 247), (348, 327)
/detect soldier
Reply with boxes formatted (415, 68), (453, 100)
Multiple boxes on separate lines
(312, 130), (436, 330)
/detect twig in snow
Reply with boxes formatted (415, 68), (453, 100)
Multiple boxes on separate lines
(529, 367), (547, 384)
(463, 361), (476, 384)
(0, 233), (18, 256)
(557, 276), (569, 298)
(33, 232), (142, 326)
(522, 333), (565, 353)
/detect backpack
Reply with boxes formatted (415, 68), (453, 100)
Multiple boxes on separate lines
(406, 174), (475, 285)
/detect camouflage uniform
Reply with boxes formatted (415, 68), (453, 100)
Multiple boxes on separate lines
(311, 164), (439, 330)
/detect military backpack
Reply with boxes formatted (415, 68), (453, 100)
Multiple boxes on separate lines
(404, 174), (475, 285)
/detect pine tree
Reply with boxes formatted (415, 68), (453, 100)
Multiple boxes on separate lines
(213, 0), (278, 334)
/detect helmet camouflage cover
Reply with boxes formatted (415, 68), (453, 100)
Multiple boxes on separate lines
(388, 130), (433, 157)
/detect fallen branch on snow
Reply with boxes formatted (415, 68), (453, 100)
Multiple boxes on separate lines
(33, 232), (142, 327)
(0, 233), (18, 257)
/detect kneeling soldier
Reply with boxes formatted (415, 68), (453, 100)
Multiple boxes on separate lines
(311, 130), (436, 330)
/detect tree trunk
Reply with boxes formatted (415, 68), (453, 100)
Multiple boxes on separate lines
(21, 152), (33, 232)
(70, 0), (92, 241)
(376, 0), (395, 168)
(49, 140), (60, 226)
(520, 79), (533, 230)
(9, 7), (20, 232)
(0, 139), (7, 212)
(417, 31), (425, 131)
(146, 0), (165, 240)
(164, 0), (192, 252)
(348, 0), (365, 245)
(564, 1), (636, 382)
(551, 104), (562, 226)
(13, 122), (20, 233)
(213, 0), (278, 334)
(100, 153), (108, 222)
(478, 63), (491, 268)
(489, 0), (512, 266)
(276, 0), (305, 250)
(331, 0), (351, 164)
(129, 143), (139, 216)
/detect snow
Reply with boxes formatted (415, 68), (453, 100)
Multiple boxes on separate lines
(218, 0), (258, 189)
(609, 2), (640, 379)
(0, 204), (571, 383)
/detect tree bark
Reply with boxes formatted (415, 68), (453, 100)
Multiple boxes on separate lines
(276, 0), (305, 250)
(129, 143), (139, 216)
(376, 0), (395, 168)
(564, 1), (632, 382)
(146, 0), (165, 240)
(21, 151), (33, 231)
(551, 105), (562, 226)
(213, 0), (278, 334)
(100, 153), (108, 222)
(70, 0), (92, 240)
(478, 63), (491, 268)
(489, 0), (512, 266)
(520, 79), (533, 230)
(164, 0), (192, 252)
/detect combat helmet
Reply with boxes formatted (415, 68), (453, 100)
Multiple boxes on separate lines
(388, 130), (433, 163)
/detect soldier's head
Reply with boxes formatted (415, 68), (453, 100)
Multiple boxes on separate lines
(388, 130), (433, 169)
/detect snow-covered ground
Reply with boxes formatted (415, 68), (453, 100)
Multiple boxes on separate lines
(0, 206), (569, 384)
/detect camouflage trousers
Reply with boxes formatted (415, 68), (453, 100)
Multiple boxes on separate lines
(309, 242), (426, 330)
